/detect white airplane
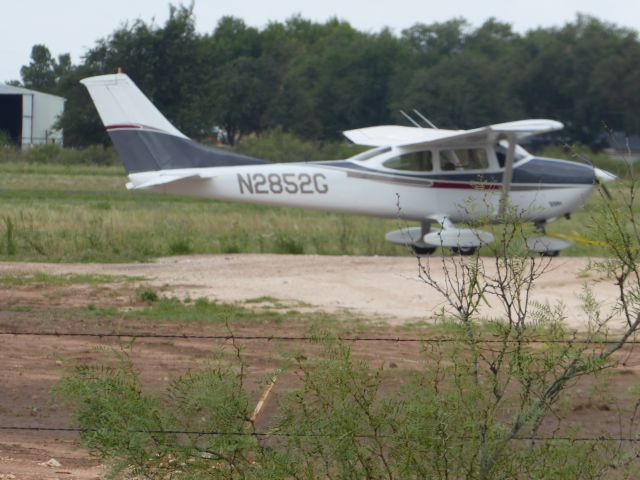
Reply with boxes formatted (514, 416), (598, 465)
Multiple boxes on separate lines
(81, 73), (616, 256)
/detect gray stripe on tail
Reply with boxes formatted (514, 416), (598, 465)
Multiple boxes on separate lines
(109, 130), (267, 173)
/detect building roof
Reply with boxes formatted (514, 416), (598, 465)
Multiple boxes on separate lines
(0, 83), (65, 101)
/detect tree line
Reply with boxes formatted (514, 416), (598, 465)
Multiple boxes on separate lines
(12, 5), (640, 148)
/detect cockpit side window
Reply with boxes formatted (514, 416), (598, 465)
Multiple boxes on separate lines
(383, 150), (433, 172)
(440, 148), (489, 171)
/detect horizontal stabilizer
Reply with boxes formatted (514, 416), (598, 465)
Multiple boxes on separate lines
(127, 173), (209, 190)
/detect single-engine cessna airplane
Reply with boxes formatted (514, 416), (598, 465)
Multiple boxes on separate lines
(81, 73), (616, 256)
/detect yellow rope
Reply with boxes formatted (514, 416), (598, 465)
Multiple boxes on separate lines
(546, 232), (609, 248)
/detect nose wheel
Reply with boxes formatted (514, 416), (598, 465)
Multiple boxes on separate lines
(526, 222), (571, 257)
(412, 245), (437, 256)
(450, 246), (477, 256)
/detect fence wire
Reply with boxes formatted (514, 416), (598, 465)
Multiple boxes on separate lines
(2, 329), (639, 445)
(1, 330), (639, 345)
(1, 425), (638, 442)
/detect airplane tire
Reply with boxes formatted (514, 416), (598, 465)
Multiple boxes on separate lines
(540, 250), (560, 257)
(412, 246), (437, 256)
(451, 247), (477, 256)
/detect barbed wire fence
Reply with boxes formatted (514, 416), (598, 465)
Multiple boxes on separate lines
(2, 329), (640, 444)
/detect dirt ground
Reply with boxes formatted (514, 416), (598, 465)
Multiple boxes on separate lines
(0, 254), (637, 478)
(0, 254), (625, 328)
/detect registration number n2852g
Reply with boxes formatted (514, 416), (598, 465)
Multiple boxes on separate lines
(237, 173), (329, 195)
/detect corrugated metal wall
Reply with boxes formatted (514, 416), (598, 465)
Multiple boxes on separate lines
(0, 85), (65, 148)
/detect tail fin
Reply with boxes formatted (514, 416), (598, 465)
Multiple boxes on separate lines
(81, 74), (266, 173)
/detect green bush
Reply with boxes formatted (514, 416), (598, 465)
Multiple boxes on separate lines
(136, 287), (159, 303)
(53, 345), (263, 479)
(23, 143), (63, 163)
(16, 144), (119, 166)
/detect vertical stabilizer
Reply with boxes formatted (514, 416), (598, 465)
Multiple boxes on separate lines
(81, 74), (187, 138)
(81, 73), (266, 173)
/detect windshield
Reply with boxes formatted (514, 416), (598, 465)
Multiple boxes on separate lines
(349, 146), (391, 161)
(495, 142), (528, 167)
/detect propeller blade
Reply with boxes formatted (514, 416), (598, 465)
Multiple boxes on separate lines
(593, 167), (616, 201)
(598, 180), (613, 201)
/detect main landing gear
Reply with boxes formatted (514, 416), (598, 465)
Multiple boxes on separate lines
(525, 221), (572, 257)
(386, 220), (572, 257)
(386, 220), (488, 257)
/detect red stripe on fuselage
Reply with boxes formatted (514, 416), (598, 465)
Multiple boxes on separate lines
(431, 181), (502, 190)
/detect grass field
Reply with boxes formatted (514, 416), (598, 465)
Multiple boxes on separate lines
(0, 162), (405, 262)
(0, 159), (627, 262)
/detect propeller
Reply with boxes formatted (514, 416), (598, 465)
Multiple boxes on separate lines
(594, 167), (617, 200)
(575, 151), (617, 200)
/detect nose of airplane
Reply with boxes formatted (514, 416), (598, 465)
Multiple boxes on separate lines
(594, 167), (617, 183)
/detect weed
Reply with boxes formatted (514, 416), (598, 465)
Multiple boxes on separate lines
(3, 216), (16, 255)
(168, 238), (192, 255)
(11, 305), (32, 312)
(221, 241), (241, 254)
(136, 287), (159, 303)
(245, 296), (280, 304)
(85, 305), (119, 317)
(131, 297), (273, 323)
(0, 272), (138, 288)
(274, 234), (304, 254)
(93, 201), (112, 210)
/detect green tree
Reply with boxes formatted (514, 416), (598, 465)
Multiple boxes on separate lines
(268, 19), (398, 139)
(392, 19), (522, 129)
(20, 9), (640, 148)
(203, 17), (268, 144)
(514, 15), (640, 144)
(57, 4), (211, 146)
(20, 44), (71, 94)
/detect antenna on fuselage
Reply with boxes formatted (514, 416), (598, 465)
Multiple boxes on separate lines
(413, 109), (438, 129)
(399, 110), (422, 128)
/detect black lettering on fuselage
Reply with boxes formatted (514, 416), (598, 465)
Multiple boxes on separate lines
(237, 173), (253, 194)
(236, 172), (329, 195)
(314, 174), (328, 193)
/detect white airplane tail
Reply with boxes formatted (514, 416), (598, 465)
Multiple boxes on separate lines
(81, 73), (266, 173)
(81, 74), (188, 139)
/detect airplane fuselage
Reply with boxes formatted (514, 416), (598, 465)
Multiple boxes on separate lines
(130, 155), (596, 223)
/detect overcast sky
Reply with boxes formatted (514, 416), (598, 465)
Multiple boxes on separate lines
(2, 0), (639, 83)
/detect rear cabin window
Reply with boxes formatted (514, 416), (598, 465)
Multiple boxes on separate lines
(440, 148), (489, 171)
(383, 151), (433, 172)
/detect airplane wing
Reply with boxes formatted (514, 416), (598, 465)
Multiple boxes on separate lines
(343, 125), (463, 147)
(343, 119), (563, 148)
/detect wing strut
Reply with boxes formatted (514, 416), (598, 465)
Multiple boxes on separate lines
(499, 133), (517, 216)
